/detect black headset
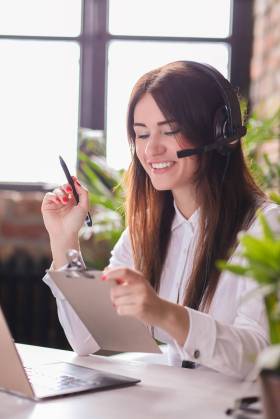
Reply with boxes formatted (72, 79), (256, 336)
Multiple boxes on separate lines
(176, 61), (247, 159)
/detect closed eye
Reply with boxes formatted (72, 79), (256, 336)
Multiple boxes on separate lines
(135, 128), (181, 140)
(164, 129), (181, 136)
(136, 134), (149, 139)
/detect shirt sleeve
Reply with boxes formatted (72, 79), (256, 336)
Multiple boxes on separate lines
(42, 228), (134, 355)
(176, 287), (268, 380)
(43, 262), (100, 355)
(173, 203), (280, 380)
(108, 227), (134, 268)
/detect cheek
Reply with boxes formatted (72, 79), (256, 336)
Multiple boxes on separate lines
(135, 142), (146, 166)
(180, 156), (199, 177)
(188, 155), (198, 168)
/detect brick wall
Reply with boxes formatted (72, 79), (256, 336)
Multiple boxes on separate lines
(250, 0), (280, 115)
(0, 189), (112, 269)
(0, 190), (72, 349)
(0, 190), (51, 262)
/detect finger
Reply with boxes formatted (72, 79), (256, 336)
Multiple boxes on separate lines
(110, 285), (134, 300)
(103, 267), (143, 284)
(53, 187), (70, 205)
(61, 183), (74, 195)
(115, 304), (138, 317)
(72, 177), (89, 210)
(60, 184), (76, 206)
(53, 187), (67, 198)
(112, 295), (136, 307)
(42, 192), (62, 207)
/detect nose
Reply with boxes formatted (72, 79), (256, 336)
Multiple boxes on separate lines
(144, 132), (166, 157)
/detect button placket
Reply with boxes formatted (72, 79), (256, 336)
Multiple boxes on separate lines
(176, 223), (194, 303)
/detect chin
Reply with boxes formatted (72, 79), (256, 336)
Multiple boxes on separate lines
(150, 181), (176, 191)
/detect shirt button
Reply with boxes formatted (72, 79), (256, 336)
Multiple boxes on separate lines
(194, 349), (200, 359)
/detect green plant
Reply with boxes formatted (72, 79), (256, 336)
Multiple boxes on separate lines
(243, 107), (280, 192)
(79, 151), (125, 237)
(217, 209), (280, 344)
(77, 129), (126, 268)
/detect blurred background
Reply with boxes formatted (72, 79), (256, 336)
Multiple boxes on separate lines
(0, 0), (279, 350)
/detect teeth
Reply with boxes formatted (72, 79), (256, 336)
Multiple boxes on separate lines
(151, 162), (173, 169)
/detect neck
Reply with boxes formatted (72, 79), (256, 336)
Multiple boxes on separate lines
(172, 187), (199, 219)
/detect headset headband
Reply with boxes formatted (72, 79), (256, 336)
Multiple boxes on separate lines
(177, 61), (246, 159)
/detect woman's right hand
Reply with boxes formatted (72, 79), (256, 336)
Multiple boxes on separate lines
(41, 177), (89, 241)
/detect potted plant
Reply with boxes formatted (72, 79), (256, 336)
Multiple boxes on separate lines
(217, 205), (280, 419)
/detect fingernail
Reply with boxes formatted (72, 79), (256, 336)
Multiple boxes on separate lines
(66, 186), (72, 192)
(101, 274), (107, 281)
(116, 278), (123, 285)
(62, 196), (68, 203)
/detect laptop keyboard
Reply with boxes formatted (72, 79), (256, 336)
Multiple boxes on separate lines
(23, 362), (139, 396)
(25, 366), (97, 391)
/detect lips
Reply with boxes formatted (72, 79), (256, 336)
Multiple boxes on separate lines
(149, 161), (175, 169)
(148, 161), (176, 174)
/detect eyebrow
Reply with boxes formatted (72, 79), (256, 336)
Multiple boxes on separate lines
(133, 120), (176, 128)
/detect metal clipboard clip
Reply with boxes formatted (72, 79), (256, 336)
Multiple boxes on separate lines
(64, 249), (96, 279)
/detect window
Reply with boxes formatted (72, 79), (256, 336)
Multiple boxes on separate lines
(0, 0), (82, 185)
(106, 0), (233, 169)
(109, 0), (231, 38)
(0, 0), (253, 186)
(107, 40), (229, 169)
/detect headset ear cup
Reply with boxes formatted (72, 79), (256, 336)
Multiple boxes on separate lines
(213, 106), (228, 140)
(213, 106), (230, 155)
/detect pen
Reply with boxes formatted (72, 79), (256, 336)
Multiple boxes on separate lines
(59, 155), (92, 227)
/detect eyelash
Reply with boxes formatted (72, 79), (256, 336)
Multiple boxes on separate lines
(136, 129), (180, 140)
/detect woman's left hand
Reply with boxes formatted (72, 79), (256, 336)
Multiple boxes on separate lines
(103, 267), (164, 326)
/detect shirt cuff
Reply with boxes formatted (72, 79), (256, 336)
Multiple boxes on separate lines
(42, 263), (68, 301)
(174, 307), (217, 364)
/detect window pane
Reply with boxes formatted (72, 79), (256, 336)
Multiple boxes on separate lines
(0, 0), (82, 37)
(0, 41), (80, 184)
(109, 0), (231, 38)
(106, 41), (229, 170)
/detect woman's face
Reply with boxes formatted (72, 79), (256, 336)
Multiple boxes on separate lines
(134, 93), (199, 193)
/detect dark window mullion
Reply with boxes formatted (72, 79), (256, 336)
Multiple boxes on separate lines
(108, 34), (230, 43)
(0, 34), (80, 42)
(80, 0), (108, 131)
(230, 0), (254, 99)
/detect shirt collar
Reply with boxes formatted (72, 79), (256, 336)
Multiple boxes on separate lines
(171, 200), (200, 232)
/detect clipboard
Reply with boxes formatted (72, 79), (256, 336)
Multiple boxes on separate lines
(47, 250), (161, 354)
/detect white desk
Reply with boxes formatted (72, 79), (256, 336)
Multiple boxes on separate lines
(0, 344), (260, 419)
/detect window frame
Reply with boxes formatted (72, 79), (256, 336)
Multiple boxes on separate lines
(0, 0), (253, 191)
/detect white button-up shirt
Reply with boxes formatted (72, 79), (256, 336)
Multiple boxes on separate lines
(43, 202), (280, 380)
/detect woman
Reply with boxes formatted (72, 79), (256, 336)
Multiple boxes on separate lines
(42, 61), (280, 379)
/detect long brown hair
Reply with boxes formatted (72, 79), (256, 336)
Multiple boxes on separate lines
(125, 61), (266, 311)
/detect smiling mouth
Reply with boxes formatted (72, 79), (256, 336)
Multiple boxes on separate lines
(149, 161), (176, 174)
(150, 161), (175, 169)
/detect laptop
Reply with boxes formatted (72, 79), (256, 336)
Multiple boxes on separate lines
(0, 306), (140, 401)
